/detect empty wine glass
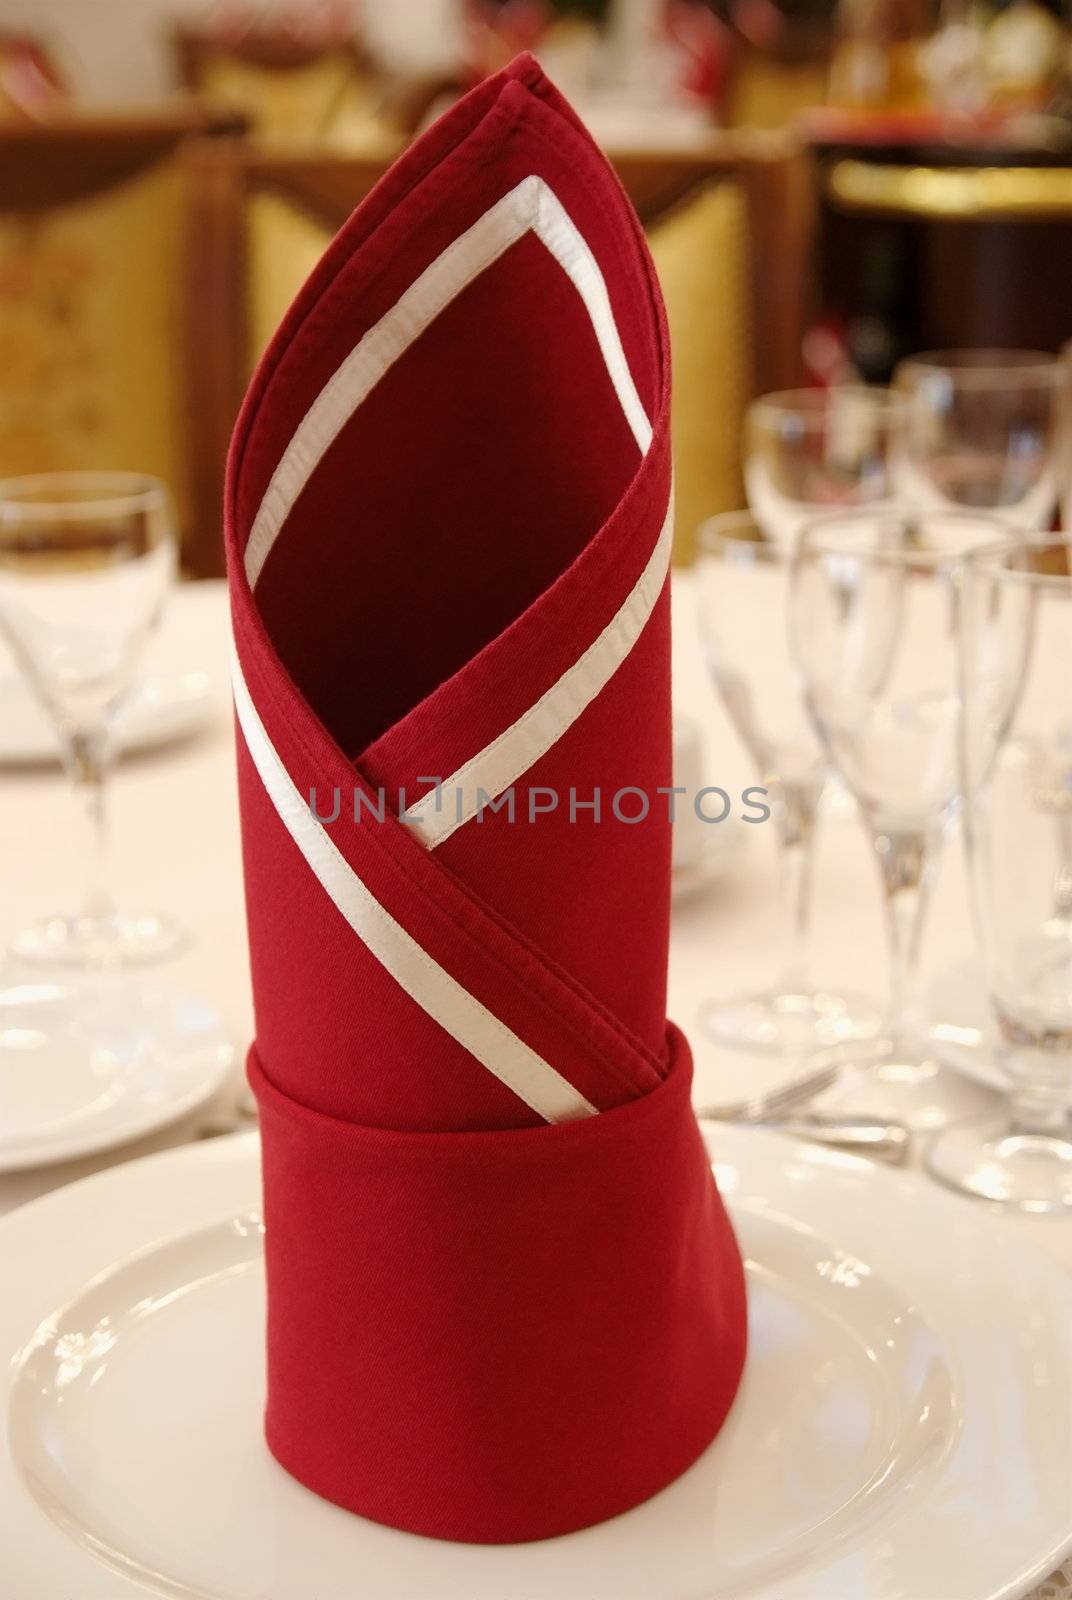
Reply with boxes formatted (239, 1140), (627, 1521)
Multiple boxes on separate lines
(745, 386), (904, 549)
(927, 537), (1072, 1210)
(695, 512), (882, 1055)
(789, 508), (1013, 1128)
(0, 472), (186, 966)
(893, 349), (1062, 527)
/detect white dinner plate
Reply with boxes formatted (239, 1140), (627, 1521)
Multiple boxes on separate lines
(3, 1127), (1072, 1600)
(925, 958), (1008, 1091)
(0, 669), (216, 766)
(0, 978), (234, 1172)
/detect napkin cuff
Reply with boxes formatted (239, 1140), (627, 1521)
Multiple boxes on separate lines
(250, 1023), (747, 1543)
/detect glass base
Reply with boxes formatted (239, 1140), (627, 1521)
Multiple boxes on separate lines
(11, 910), (188, 970)
(817, 1055), (997, 1133)
(925, 1115), (1072, 1213)
(699, 987), (883, 1056)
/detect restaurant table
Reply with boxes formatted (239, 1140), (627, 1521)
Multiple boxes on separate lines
(2, 573), (1071, 1597)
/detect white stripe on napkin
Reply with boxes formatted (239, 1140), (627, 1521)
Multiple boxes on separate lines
(243, 173), (651, 590)
(232, 655), (596, 1125)
(403, 488), (674, 848)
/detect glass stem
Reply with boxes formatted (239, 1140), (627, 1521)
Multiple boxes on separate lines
(67, 722), (114, 924)
(873, 824), (940, 1057)
(1007, 1048), (1072, 1139)
(775, 780), (819, 999)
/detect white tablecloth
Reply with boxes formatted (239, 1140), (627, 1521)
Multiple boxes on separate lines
(2, 574), (1070, 1598)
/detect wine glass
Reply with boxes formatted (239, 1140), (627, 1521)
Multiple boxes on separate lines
(927, 536), (1072, 1210)
(789, 508), (1013, 1128)
(0, 472), (186, 966)
(745, 386), (904, 549)
(695, 512), (882, 1055)
(893, 349), (1062, 527)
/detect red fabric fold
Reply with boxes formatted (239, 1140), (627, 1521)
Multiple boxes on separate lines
(226, 53), (746, 1541)
(251, 1027), (746, 1544)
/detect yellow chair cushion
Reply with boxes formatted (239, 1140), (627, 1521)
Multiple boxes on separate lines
(726, 54), (829, 130)
(246, 189), (334, 372)
(0, 160), (191, 533)
(199, 54), (365, 144)
(648, 181), (750, 563)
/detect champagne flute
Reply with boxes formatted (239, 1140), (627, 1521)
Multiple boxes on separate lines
(0, 472), (186, 966)
(789, 508), (1013, 1128)
(745, 386), (904, 550)
(696, 512), (881, 1055)
(928, 536), (1072, 1210)
(893, 349), (1062, 527)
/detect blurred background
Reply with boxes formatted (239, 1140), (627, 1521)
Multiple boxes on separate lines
(2, 0), (1071, 574)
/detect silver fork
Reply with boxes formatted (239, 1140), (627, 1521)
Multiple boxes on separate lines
(695, 1060), (841, 1123)
(696, 1061), (911, 1165)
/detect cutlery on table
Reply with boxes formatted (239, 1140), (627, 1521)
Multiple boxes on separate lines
(696, 1062), (911, 1164)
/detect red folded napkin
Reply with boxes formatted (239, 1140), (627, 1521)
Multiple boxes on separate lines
(226, 53), (746, 1544)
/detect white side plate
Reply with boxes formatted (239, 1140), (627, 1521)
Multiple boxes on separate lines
(0, 979), (234, 1172)
(0, 670), (216, 766)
